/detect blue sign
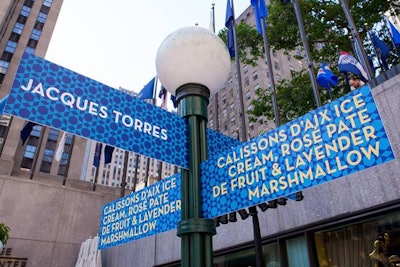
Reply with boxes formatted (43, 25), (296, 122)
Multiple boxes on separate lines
(98, 174), (181, 249)
(4, 53), (240, 168)
(200, 85), (395, 218)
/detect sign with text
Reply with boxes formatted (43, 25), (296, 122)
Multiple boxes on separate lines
(200, 85), (395, 218)
(98, 174), (181, 249)
(4, 53), (240, 168)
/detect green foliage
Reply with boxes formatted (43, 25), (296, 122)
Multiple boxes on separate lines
(0, 223), (10, 245)
(249, 70), (348, 124)
(218, 22), (264, 66)
(217, 0), (400, 121)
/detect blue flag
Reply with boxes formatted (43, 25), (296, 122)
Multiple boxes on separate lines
(93, 143), (102, 168)
(371, 32), (391, 69)
(316, 63), (338, 90)
(137, 77), (155, 99)
(0, 95), (8, 114)
(338, 51), (368, 82)
(170, 95), (178, 108)
(104, 145), (114, 165)
(225, 0), (235, 58)
(251, 0), (268, 34)
(20, 121), (37, 145)
(385, 17), (400, 46)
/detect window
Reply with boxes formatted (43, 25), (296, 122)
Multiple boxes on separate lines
(222, 95), (227, 105)
(230, 103), (235, 113)
(230, 117), (235, 126)
(40, 5), (50, 14)
(13, 23), (25, 34)
(25, 47), (35, 54)
(43, 0), (53, 7)
(0, 61), (9, 74)
(222, 108), (227, 117)
(252, 71), (258, 81)
(30, 29), (41, 41)
(228, 78), (233, 88)
(314, 212), (400, 267)
(287, 54), (292, 62)
(274, 61), (280, 71)
(244, 77), (249, 87)
(243, 65), (249, 74)
(23, 145), (36, 159)
(5, 41), (17, 54)
(228, 90), (233, 99)
(37, 12), (47, 23)
(20, 6), (31, 17)
(254, 84), (260, 91)
(273, 50), (278, 58)
(245, 91), (251, 101)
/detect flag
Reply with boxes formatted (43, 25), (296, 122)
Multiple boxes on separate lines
(170, 95), (178, 108)
(104, 145), (115, 164)
(158, 86), (167, 109)
(55, 131), (67, 162)
(385, 16), (400, 46)
(370, 31), (391, 69)
(225, 0), (235, 58)
(136, 77), (155, 99)
(20, 121), (37, 145)
(93, 143), (102, 168)
(0, 95), (8, 114)
(316, 63), (338, 90)
(338, 51), (368, 82)
(251, 0), (268, 34)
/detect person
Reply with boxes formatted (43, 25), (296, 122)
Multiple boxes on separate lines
(348, 76), (365, 91)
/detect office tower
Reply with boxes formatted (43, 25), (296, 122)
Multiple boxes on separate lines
(0, 0), (83, 179)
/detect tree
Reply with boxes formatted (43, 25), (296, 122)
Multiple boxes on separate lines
(218, 0), (400, 123)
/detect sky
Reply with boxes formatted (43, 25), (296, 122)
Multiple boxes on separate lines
(46, 0), (251, 96)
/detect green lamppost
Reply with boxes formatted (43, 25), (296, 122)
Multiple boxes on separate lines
(156, 26), (231, 267)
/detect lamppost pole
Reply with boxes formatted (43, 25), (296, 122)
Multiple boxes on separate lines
(156, 26), (231, 267)
(176, 84), (216, 267)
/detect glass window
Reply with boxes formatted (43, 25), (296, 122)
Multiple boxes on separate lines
(25, 47), (35, 54)
(23, 145), (36, 159)
(20, 6), (31, 17)
(286, 236), (310, 267)
(0, 61), (9, 74)
(37, 12), (47, 23)
(274, 62), (280, 71)
(48, 128), (59, 141)
(42, 148), (54, 163)
(13, 23), (25, 34)
(243, 65), (249, 74)
(314, 212), (400, 267)
(245, 91), (251, 101)
(244, 77), (249, 87)
(30, 29), (41, 41)
(43, 0), (53, 7)
(252, 70), (258, 80)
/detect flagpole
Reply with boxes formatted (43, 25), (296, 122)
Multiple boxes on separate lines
(211, 2), (220, 132)
(120, 150), (129, 197)
(131, 154), (140, 192)
(292, 0), (322, 107)
(29, 125), (46, 179)
(339, 0), (374, 80)
(230, 0), (248, 141)
(260, 18), (280, 126)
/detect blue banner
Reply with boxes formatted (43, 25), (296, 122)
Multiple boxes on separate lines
(200, 85), (395, 218)
(5, 53), (240, 168)
(98, 174), (181, 249)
